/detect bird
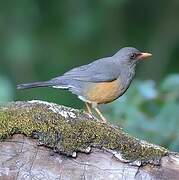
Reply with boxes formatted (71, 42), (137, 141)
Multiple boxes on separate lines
(17, 47), (152, 123)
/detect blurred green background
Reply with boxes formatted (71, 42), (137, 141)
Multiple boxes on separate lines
(0, 0), (179, 151)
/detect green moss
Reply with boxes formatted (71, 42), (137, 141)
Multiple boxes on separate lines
(0, 101), (168, 164)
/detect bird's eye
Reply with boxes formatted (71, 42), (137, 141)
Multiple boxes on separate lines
(130, 53), (137, 60)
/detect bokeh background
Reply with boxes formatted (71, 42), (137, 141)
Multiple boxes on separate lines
(0, 0), (179, 151)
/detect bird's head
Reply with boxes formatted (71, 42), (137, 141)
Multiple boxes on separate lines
(114, 47), (152, 65)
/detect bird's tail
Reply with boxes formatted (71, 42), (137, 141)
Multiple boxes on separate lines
(16, 81), (55, 90)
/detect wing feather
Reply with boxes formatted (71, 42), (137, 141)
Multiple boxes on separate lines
(59, 57), (120, 82)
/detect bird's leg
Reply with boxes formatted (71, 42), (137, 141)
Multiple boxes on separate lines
(85, 102), (92, 114)
(86, 102), (107, 123)
(93, 106), (107, 123)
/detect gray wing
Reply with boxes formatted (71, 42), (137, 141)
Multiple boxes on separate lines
(55, 57), (120, 83)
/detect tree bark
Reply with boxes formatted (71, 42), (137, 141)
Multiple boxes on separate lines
(0, 100), (179, 180)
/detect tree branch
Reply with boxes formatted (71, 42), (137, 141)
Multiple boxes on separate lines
(0, 100), (179, 179)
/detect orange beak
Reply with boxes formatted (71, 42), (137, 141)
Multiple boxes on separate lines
(137, 52), (152, 60)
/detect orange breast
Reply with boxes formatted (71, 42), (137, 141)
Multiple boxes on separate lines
(85, 80), (122, 104)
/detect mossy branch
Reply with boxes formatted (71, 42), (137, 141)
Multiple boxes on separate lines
(0, 100), (168, 165)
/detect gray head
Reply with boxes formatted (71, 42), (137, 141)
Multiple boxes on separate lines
(113, 47), (152, 64)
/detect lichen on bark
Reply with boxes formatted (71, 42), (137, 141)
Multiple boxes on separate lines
(0, 100), (168, 165)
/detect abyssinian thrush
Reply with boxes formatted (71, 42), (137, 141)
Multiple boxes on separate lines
(17, 47), (152, 122)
